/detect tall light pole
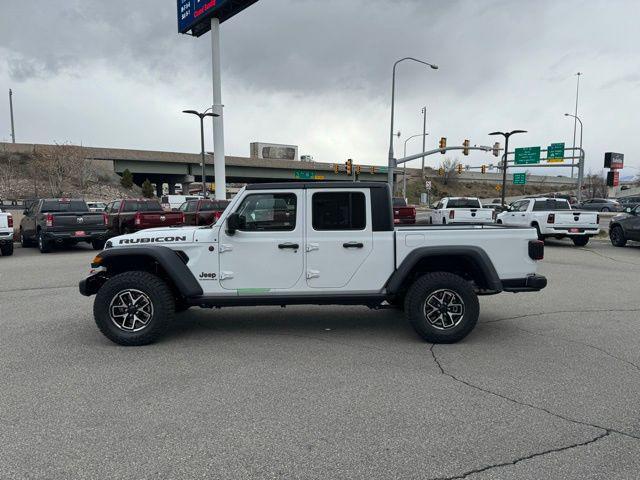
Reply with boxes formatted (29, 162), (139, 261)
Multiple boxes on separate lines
(402, 133), (429, 197)
(565, 113), (584, 201)
(570, 72), (582, 178)
(421, 107), (427, 175)
(388, 57), (438, 193)
(183, 109), (219, 198)
(8, 89), (15, 143)
(488, 130), (527, 205)
(564, 113), (583, 155)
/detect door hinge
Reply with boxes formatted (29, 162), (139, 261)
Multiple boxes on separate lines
(306, 270), (320, 279)
(220, 271), (234, 280)
(306, 243), (319, 252)
(219, 244), (233, 253)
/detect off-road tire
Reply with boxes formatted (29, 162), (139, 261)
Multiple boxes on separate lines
(572, 236), (589, 247)
(404, 272), (479, 343)
(93, 271), (175, 346)
(38, 232), (51, 253)
(610, 225), (627, 247)
(0, 242), (13, 256)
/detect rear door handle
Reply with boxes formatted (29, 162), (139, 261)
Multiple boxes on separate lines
(278, 243), (299, 250)
(343, 242), (364, 249)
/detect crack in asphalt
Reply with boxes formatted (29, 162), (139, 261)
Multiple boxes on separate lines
(428, 344), (640, 479)
(428, 430), (611, 480)
(0, 284), (77, 294)
(577, 247), (640, 266)
(485, 307), (640, 324)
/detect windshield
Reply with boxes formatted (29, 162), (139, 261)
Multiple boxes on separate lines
(392, 198), (408, 207)
(447, 198), (481, 208)
(41, 200), (89, 213)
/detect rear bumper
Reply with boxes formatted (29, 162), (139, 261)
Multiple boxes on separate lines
(44, 229), (108, 242)
(0, 230), (13, 244)
(394, 218), (416, 224)
(543, 227), (599, 236)
(502, 275), (547, 292)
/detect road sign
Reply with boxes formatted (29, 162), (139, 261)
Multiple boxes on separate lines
(514, 146), (541, 165)
(604, 152), (624, 170)
(378, 166), (388, 173)
(495, 185), (501, 191)
(547, 143), (565, 162)
(425, 181), (432, 190)
(177, 0), (258, 36)
(513, 173), (527, 185)
(294, 170), (316, 180)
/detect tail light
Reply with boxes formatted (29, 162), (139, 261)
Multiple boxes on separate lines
(46, 213), (54, 227)
(102, 213), (108, 226)
(547, 213), (555, 224)
(449, 210), (455, 220)
(214, 211), (223, 222)
(7, 215), (13, 228)
(134, 212), (142, 226)
(179, 212), (185, 224)
(528, 240), (544, 260)
(410, 207), (416, 217)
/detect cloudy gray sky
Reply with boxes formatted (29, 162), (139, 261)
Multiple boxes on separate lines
(1, 0), (639, 176)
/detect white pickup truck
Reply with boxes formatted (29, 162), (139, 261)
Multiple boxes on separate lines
(429, 197), (495, 225)
(79, 182), (546, 346)
(497, 197), (600, 246)
(0, 209), (14, 256)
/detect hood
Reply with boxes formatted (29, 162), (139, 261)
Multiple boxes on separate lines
(611, 212), (632, 222)
(108, 226), (199, 248)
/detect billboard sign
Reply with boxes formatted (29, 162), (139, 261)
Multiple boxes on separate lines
(178, 0), (258, 36)
(607, 170), (620, 187)
(604, 152), (624, 170)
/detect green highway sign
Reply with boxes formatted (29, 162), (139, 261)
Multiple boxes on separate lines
(514, 146), (541, 165)
(294, 170), (316, 180)
(513, 173), (527, 185)
(547, 142), (565, 162)
(378, 166), (388, 173)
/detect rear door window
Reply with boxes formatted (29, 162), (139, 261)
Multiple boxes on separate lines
(312, 192), (366, 231)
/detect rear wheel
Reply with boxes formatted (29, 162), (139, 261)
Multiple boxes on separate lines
(0, 243), (13, 256)
(404, 272), (479, 343)
(572, 236), (589, 247)
(91, 239), (106, 250)
(37, 232), (51, 253)
(610, 225), (627, 247)
(442, 218), (447, 225)
(20, 229), (33, 247)
(601, 207), (610, 212)
(93, 271), (175, 346)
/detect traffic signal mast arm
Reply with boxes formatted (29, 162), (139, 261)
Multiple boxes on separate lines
(395, 145), (493, 166)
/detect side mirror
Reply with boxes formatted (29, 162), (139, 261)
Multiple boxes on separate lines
(226, 212), (243, 235)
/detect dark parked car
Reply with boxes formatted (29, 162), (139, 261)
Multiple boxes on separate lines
(617, 196), (640, 210)
(19, 199), (109, 253)
(179, 198), (230, 226)
(609, 205), (640, 247)
(104, 199), (184, 237)
(578, 198), (623, 212)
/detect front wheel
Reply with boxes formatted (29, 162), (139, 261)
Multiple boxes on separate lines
(93, 271), (175, 346)
(601, 208), (610, 212)
(404, 272), (479, 343)
(0, 242), (13, 256)
(572, 236), (590, 247)
(610, 225), (627, 247)
(91, 239), (106, 250)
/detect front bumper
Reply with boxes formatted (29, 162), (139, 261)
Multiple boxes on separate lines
(502, 274), (548, 292)
(79, 273), (105, 297)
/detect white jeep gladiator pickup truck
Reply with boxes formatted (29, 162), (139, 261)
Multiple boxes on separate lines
(429, 197), (495, 225)
(497, 197), (600, 246)
(79, 182), (546, 346)
(0, 209), (14, 256)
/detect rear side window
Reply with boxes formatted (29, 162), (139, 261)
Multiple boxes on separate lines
(312, 192), (366, 231)
(447, 198), (481, 208)
(41, 200), (89, 212)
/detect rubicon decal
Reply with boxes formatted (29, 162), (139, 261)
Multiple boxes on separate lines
(118, 236), (187, 244)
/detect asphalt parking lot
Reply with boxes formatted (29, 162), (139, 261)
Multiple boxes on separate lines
(1, 239), (639, 479)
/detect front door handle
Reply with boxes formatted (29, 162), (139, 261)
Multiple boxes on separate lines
(343, 242), (364, 249)
(278, 243), (299, 250)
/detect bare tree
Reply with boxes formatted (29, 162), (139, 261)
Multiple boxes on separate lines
(0, 143), (16, 199)
(583, 170), (608, 199)
(439, 157), (461, 185)
(76, 145), (96, 195)
(33, 143), (78, 197)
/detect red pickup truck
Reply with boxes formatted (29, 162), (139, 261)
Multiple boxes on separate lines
(179, 198), (230, 226)
(104, 199), (184, 236)
(393, 197), (417, 224)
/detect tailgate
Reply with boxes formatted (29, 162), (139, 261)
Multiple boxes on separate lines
(50, 213), (105, 229)
(394, 207), (415, 218)
(139, 212), (183, 227)
(554, 211), (598, 227)
(454, 209), (492, 221)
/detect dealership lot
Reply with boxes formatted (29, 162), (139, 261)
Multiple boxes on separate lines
(1, 240), (639, 479)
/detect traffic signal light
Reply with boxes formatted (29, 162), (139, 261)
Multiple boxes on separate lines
(345, 158), (353, 176)
(439, 137), (447, 154)
(333, 164), (340, 174)
(492, 142), (501, 157)
(481, 164), (487, 174)
(369, 166), (376, 174)
(438, 167), (445, 176)
(456, 164), (463, 174)
(355, 165), (362, 175)
(463, 139), (470, 156)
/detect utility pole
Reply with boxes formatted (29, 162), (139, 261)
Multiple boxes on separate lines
(210, 17), (226, 200)
(421, 107), (427, 177)
(9, 89), (16, 143)
(488, 130), (527, 205)
(571, 72), (581, 179)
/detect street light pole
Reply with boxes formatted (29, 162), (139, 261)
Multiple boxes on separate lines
(402, 133), (429, 197)
(421, 107), (427, 175)
(571, 72), (582, 178)
(8, 89), (15, 143)
(388, 57), (438, 194)
(183, 109), (219, 198)
(488, 130), (527, 205)
(565, 113), (584, 201)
